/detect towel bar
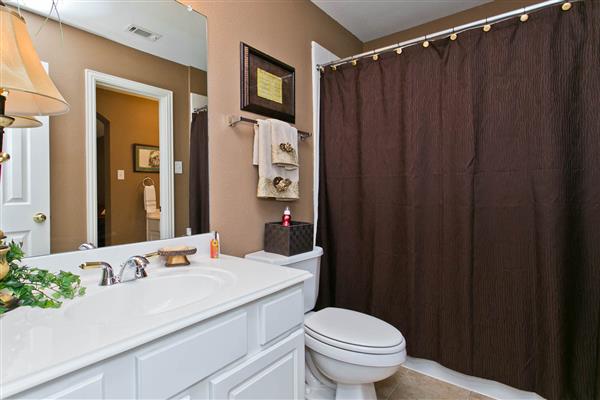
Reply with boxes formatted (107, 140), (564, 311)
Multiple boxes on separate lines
(228, 115), (311, 140)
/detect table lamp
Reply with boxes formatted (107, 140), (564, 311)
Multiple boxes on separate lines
(0, 2), (69, 166)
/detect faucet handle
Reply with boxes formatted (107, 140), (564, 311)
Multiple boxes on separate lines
(121, 256), (150, 281)
(79, 261), (118, 286)
(78, 243), (96, 251)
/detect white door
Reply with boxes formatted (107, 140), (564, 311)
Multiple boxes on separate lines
(0, 65), (51, 256)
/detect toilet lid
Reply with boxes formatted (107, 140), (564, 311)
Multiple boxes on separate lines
(304, 308), (404, 350)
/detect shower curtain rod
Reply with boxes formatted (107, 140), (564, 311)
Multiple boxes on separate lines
(317, 0), (579, 69)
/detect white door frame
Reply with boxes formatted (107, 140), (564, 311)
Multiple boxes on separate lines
(311, 42), (338, 246)
(84, 69), (174, 246)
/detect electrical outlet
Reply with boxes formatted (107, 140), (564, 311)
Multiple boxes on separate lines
(117, 170), (125, 180)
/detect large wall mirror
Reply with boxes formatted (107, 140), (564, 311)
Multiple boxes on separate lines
(0, 0), (209, 256)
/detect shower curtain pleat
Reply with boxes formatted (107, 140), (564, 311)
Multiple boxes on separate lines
(316, 2), (600, 399)
(189, 110), (209, 234)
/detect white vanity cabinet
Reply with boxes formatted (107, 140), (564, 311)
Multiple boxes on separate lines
(9, 285), (305, 400)
(209, 330), (304, 399)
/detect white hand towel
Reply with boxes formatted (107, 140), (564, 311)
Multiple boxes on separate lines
(144, 184), (158, 212)
(253, 120), (299, 201)
(269, 119), (299, 170)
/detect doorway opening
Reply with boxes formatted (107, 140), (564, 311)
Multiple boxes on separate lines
(96, 112), (109, 247)
(85, 70), (174, 247)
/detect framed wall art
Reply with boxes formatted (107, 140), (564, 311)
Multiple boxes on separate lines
(240, 42), (295, 123)
(133, 144), (160, 173)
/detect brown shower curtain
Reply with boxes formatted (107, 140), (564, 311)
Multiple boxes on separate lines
(317, 2), (599, 399)
(189, 109), (209, 233)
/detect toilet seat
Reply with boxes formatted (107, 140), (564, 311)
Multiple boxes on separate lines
(305, 325), (406, 355)
(304, 307), (406, 368)
(304, 308), (405, 350)
(305, 331), (406, 368)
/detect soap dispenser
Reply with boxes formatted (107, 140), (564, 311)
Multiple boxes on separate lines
(282, 207), (292, 227)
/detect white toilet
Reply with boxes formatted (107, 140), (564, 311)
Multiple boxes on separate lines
(245, 247), (406, 400)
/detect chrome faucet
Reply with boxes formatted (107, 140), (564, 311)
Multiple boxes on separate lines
(119, 255), (150, 283)
(79, 254), (152, 286)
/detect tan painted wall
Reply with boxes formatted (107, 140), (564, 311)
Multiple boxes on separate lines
(189, 67), (208, 96)
(22, 10), (206, 253)
(96, 89), (160, 246)
(181, 0), (363, 256)
(363, 0), (544, 51)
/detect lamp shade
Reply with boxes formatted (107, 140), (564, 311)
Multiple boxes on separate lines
(0, 6), (69, 116)
(8, 115), (42, 128)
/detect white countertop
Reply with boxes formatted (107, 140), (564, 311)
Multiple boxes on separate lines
(0, 254), (310, 398)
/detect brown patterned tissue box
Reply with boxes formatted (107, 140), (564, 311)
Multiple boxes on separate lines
(264, 221), (314, 256)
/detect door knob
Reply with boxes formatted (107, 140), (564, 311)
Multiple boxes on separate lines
(33, 213), (47, 223)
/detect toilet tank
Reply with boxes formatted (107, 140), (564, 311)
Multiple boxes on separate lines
(245, 246), (323, 313)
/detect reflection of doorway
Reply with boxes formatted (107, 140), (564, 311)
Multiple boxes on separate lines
(85, 69), (174, 247)
(96, 113), (110, 247)
(95, 89), (160, 246)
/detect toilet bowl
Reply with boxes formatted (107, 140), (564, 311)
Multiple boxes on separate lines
(304, 307), (405, 399)
(245, 247), (406, 399)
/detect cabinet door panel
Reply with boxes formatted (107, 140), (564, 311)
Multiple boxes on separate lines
(9, 355), (135, 400)
(230, 352), (296, 399)
(259, 288), (304, 345)
(46, 375), (104, 399)
(136, 312), (247, 399)
(210, 329), (304, 400)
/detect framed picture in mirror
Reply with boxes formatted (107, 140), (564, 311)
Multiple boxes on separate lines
(133, 144), (160, 173)
(240, 42), (295, 123)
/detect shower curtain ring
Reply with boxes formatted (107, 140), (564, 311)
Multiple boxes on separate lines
(483, 18), (492, 32)
(561, 2), (572, 11)
(422, 35), (430, 48)
(450, 28), (458, 41)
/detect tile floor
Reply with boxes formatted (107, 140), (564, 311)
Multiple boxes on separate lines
(375, 366), (494, 400)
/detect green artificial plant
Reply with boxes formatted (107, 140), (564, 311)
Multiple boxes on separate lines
(0, 241), (85, 315)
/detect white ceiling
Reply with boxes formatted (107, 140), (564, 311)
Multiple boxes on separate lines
(6, 0), (207, 71)
(311, 0), (492, 43)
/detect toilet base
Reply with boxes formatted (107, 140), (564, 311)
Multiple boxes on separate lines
(306, 351), (380, 400)
(306, 352), (336, 400)
(305, 379), (376, 400)
(335, 383), (377, 400)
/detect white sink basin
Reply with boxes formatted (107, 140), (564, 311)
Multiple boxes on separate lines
(64, 271), (230, 324)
